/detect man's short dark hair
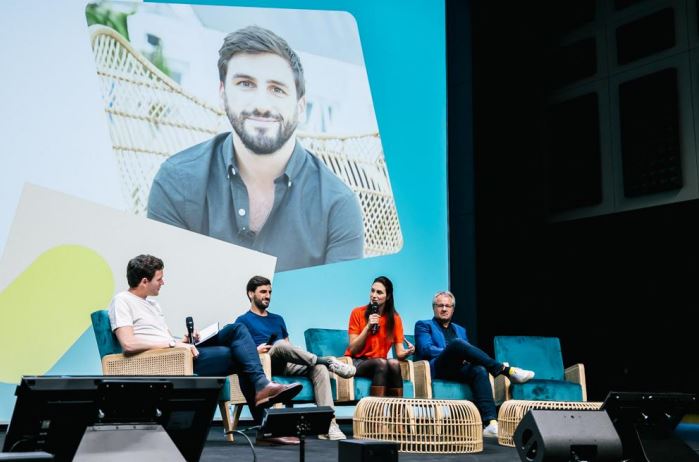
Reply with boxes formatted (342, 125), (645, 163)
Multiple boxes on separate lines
(246, 275), (271, 300)
(218, 25), (305, 99)
(127, 255), (164, 288)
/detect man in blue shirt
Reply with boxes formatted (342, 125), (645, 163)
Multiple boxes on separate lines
(147, 26), (364, 272)
(235, 276), (356, 441)
(414, 291), (534, 438)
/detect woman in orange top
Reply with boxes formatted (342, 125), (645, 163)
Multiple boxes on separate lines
(345, 276), (415, 397)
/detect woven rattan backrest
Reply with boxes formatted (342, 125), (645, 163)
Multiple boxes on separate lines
(297, 133), (402, 255)
(90, 25), (402, 256)
(90, 25), (225, 215)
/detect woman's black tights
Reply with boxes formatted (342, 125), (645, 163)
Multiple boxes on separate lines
(355, 358), (403, 388)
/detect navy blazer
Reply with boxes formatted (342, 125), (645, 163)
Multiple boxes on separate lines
(414, 318), (469, 374)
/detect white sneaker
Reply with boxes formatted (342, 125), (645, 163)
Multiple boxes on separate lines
(483, 421), (498, 438)
(508, 367), (535, 384)
(326, 357), (356, 379)
(318, 420), (346, 440)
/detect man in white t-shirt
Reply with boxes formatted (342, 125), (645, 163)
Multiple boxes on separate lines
(109, 254), (303, 445)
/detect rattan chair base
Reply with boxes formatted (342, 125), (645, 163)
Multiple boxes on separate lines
(497, 399), (603, 447)
(353, 397), (483, 454)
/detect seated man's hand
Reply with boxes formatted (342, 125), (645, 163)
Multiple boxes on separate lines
(182, 330), (201, 344)
(257, 343), (272, 354)
(175, 342), (199, 358)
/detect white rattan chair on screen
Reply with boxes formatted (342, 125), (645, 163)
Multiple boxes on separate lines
(89, 24), (403, 256)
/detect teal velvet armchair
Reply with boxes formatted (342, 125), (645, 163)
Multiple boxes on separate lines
(304, 328), (414, 401)
(493, 336), (587, 404)
(90, 310), (261, 441)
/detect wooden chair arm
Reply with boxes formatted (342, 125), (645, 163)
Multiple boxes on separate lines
(259, 352), (272, 379)
(565, 363), (587, 401)
(332, 356), (355, 402)
(224, 354), (274, 409)
(493, 362), (511, 405)
(399, 359), (414, 384)
(489, 373), (495, 400)
(226, 375), (246, 405)
(101, 347), (193, 375)
(398, 359), (415, 398)
(412, 360), (433, 399)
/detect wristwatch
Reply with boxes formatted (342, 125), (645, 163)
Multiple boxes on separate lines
(168, 339), (176, 348)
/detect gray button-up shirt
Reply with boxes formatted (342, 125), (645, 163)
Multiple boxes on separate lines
(147, 133), (364, 272)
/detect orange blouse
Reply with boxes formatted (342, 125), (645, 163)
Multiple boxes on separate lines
(344, 305), (404, 358)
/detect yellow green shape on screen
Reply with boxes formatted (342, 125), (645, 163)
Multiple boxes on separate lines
(0, 245), (113, 383)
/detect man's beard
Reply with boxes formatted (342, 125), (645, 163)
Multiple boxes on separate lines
(253, 296), (269, 311)
(225, 100), (298, 155)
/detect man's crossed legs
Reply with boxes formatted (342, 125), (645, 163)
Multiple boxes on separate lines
(268, 341), (356, 440)
(433, 339), (534, 438)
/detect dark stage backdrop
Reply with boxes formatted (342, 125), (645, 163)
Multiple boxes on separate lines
(465, 0), (699, 404)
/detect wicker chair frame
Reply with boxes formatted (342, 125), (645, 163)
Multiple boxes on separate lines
(101, 346), (271, 442)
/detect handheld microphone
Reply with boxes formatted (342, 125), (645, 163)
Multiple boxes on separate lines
(186, 316), (194, 344)
(369, 302), (379, 335)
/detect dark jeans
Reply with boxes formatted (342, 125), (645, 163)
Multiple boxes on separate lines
(433, 339), (503, 422)
(195, 322), (269, 423)
(353, 357), (403, 388)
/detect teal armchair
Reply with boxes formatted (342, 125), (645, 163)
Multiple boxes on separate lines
(90, 310), (265, 441)
(493, 336), (587, 404)
(304, 328), (414, 401)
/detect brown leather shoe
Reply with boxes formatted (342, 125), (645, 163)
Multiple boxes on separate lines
(256, 436), (301, 446)
(254, 381), (303, 407)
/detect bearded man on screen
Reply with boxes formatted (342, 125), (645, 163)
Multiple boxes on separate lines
(148, 26), (364, 272)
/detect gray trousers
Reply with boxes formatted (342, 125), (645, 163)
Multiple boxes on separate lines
(268, 341), (334, 408)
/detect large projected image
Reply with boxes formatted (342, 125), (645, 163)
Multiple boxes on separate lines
(0, 0), (447, 422)
(86, 2), (403, 272)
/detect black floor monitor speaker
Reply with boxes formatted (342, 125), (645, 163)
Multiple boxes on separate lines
(259, 406), (333, 438)
(260, 407), (335, 462)
(601, 391), (699, 462)
(513, 409), (622, 462)
(338, 439), (399, 462)
(2, 376), (224, 462)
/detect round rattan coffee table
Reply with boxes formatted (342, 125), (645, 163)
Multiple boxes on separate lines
(353, 397), (483, 453)
(497, 400), (603, 447)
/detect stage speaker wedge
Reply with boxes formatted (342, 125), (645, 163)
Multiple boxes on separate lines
(338, 439), (398, 462)
(514, 410), (622, 462)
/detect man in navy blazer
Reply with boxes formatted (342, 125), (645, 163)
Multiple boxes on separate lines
(414, 291), (534, 438)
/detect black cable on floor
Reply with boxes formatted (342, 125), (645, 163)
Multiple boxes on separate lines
(232, 430), (256, 462)
(231, 425), (261, 462)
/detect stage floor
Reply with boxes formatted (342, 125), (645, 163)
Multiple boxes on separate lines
(2, 421), (698, 461)
(200, 421), (520, 462)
